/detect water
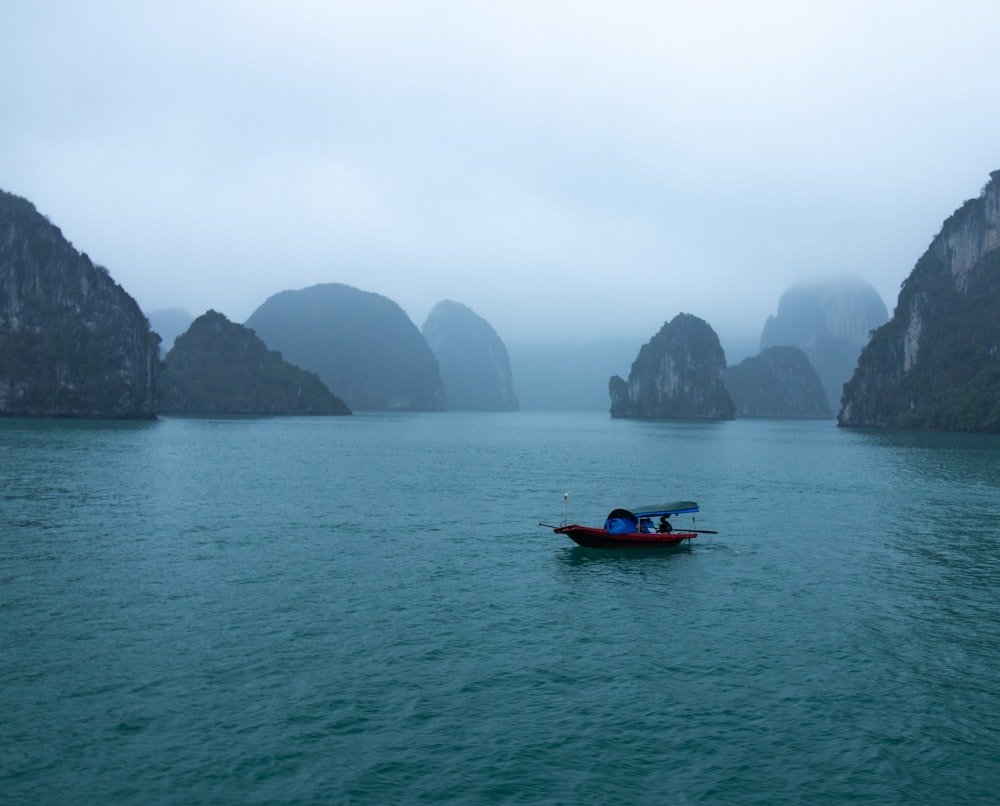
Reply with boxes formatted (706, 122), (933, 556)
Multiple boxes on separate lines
(2, 413), (1000, 804)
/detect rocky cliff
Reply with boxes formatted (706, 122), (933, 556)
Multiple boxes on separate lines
(0, 190), (159, 418)
(421, 300), (518, 411)
(840, 171), (1000, 432)
(245, 283), (445, 411)
(723, 346), (832, 418)
(760, 273), (887, 413)
(609, 313), (734, 419)
(159, 310), (350, 415)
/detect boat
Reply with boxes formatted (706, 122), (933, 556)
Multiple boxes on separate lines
(551, 501), (706, 549)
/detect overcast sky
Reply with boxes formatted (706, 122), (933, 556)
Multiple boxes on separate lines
(3, 1), (999, 356)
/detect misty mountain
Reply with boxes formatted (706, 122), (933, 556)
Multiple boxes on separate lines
(421, 300), (518, 411)
(840, 170), (1000, 432)
(609, 313), (735, 419)
(159, 310), (350, 415)
(147, 307), (194, 356)
(245, 283), (445, 411)
(760, 273), (888, 413)
(0, 189), (159, 418)
(723, 346), (832, 418)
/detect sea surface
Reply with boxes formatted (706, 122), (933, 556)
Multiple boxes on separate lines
(3, 412), (1000, 804)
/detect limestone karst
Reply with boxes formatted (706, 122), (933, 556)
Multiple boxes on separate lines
(160, 310), (351, 415)
(610, 313), (735, 420)
(0, 190), (159, 418)
(840, 171), (1000, 432)
(723, 346), (832, 419)
(760, 273), (887, 414)
(421, 300), (518, 411)
(245, 283), (445, 411)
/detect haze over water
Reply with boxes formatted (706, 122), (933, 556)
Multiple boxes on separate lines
(3, 413), (1000, 803)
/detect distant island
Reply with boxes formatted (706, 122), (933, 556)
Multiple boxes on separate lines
(422, 300), (519, 411)
(159, 310), (351, 415)
(760, 273), (887, 414)
(724, 346), (831, 419)
(610, 313), (735, 419)
(11, 174), (994, 431)
(246, 283), (445, 411)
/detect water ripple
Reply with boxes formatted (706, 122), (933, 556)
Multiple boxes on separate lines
(3, 415), (1000, 804)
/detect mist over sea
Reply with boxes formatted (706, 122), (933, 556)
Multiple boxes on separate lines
(3, 413), (1000, 804)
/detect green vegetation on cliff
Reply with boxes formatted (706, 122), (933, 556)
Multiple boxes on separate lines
(0, 190), (159, 419)
(159, 311), (351, 415)
(609, 313), (734, 420)
(840, 171), (1000, 433)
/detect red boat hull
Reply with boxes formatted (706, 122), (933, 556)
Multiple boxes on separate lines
(554, 525), (697, 549)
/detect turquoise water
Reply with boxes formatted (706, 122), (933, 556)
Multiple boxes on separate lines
(3, 413), (1000, 804)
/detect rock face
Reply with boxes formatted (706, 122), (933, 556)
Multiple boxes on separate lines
(761, 273), (888, 413)
(0, 190), (159, 418)
(245, 283), (445, 411)
(421, 300), (519, 411)
(840, 171), (1000, 432)
(159, 310), (350, 415)
(609, 313), (735, 419)
(723, 346), (832, 418)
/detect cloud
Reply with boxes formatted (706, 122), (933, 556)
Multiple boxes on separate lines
(2, 0), (999, 352)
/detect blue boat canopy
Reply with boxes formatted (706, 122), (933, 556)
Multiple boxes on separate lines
(629, 501), (699, 518)
(604, 508), (639, 533)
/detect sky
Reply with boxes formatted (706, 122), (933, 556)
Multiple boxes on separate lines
(3, 1), (999, 359)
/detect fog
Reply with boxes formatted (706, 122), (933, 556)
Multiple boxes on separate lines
(3, 1), (999, 357)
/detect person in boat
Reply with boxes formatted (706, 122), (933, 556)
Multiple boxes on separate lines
(639, 517), (655, 533)
(658, 515), (673, 533)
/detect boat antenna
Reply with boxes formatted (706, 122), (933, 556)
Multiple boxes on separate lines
(563, 492), (569, 526)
